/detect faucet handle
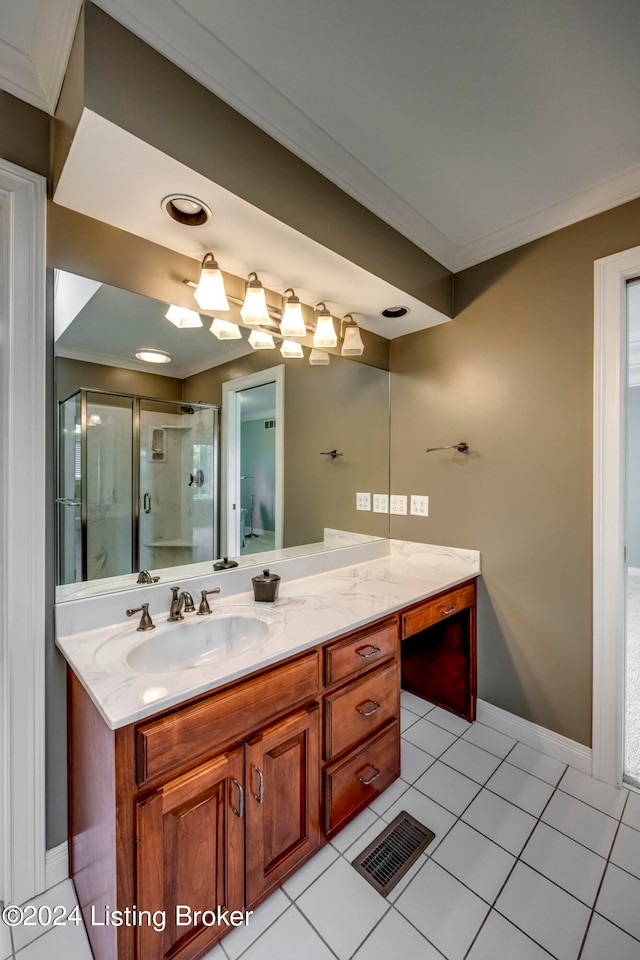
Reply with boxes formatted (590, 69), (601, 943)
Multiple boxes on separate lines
(126, 603), (155, 631)
(197, 587), (221, 616)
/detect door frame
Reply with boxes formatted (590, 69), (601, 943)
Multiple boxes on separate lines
(592, 244), (640, 785)
(221, 365), (284, 558)
(0, 158), (47, 903)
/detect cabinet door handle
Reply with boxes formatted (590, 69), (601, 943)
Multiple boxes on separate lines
(143, 492), (152, 514)
(356, 764), (381, 785)
(252, 765), (265, 804)
(356, 700), (381, 717)
(231, 778), (244, 818)
(355, 644), (380, 659)
(439, 604), (456, 616)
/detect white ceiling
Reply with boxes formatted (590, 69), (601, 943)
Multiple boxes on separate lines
(2, 0), (640, 271)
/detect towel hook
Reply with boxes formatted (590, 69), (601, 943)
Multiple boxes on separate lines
(320, 449), (343, 458)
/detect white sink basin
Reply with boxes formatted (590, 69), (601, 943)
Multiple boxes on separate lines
(126, 615), (269, 673)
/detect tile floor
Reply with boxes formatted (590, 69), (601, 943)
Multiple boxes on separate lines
(3, 694), (640, 960)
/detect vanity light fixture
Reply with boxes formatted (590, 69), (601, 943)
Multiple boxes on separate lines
(240, 272), (271, 325)
(309, 348), (330, 365)
(165, 304), (203, 328)
(248, 329), (275, 350)
(313, 303), (337, 348)
(280, 339), (304, 358)
(193, 252), (230, 311)
(341, 314), (365, 356)
(87, 413), (102, 426)
(210, 317), (242, 340)
(135, 349), (172, 364)
(280, 289), (307, 338)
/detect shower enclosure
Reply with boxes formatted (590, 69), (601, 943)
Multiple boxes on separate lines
(57, 389), (219, 585)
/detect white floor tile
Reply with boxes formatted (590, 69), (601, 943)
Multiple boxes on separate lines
(622, 789), (640, 831)
(559, 766), (628, 818)
(425, 706), (472, 736)
(432, 820), (515, 904)
(344, 820), (389, 859)
(351, 907), (443, 960)
(381, 786), (457, 852)
(596, 862), (640, 941)
(461, 789), (536, 856)
(440, 739), (502, 784)
(12, 879), (79, 952)
(400, 707), (419, 733)
(506, 742), (567, 785)
(462, 722), (516, 758)
(400, 690), (434, 716)
(413, 760), (481, 816)
(0, 916), (11, 960)
(400, 740), (436, 783)
(395, 860), (489, 960)
(520, 821), (607, 906)
(496, 862), (590, 960)
(581, 913), (640, 960)
(330, 807), (379, 853)
(12, 919), (92, 960)
(541, 790), (618, 858)
(466, 910), (553, 960)
(610, 822), (640, 880)
(403, 718), (457, 757)
(296, 858), (388, 960)
(282, 843), (338, 899)
(223, 889), (289, 960)
(485, 762), (554, 817)
(367, 777), (410, 816)
(241, 905), (335, 960)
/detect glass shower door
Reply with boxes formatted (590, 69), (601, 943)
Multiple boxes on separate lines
(57, 393), (82, 584)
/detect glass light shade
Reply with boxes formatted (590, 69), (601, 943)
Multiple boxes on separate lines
(135, 350), (171, 364)
(210, 317), (242, 340)
(248, 329), (275, 350)
(193, 257), (230, 311)
(241, 281), (270, 325)
(280, 339), (304, 358)
(165, 304), (202, 328)
(280, 298), (306, 338)
(341, 323), (365, 356)
(313, 313), (337, 348)
(309, 349), (330, 365)
(87, 414), (102, 426)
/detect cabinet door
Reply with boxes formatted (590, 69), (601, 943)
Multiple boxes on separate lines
(245, 703), (321, 908)
(136, 746), (244, 960)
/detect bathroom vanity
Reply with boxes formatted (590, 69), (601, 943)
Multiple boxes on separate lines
(57, 540), (479, 960)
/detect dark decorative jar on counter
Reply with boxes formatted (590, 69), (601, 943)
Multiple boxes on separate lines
(251, 569), (281, 602)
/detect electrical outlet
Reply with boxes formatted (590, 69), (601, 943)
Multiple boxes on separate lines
(390, 495), (407, 515)
(373, 493), (389, 514)
(410, 495), (429, 517)
(356, 492), (371, 511)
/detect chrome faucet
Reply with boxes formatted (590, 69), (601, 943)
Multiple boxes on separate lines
(126, 603), (155, 631)
(197, 587), (221, 615)
(137, 570), (160, 584)
(168, 586), (195, 622)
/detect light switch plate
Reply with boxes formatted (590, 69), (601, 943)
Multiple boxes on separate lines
(410, 495), (429, 517)
(356, 492), (371, 511)
(373, 493), (389, 514)
(390, 495), (407, 515)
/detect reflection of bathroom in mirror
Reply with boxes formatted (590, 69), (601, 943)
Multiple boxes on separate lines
(54, 272), (391, 600)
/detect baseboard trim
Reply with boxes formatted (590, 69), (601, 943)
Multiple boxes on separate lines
(476, 699), (592, 775)
(45, 842), (69, 890)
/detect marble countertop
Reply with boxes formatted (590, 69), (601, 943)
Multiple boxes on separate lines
(56, 540), (480, 730)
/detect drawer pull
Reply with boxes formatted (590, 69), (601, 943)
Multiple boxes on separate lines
(439, 604), (457, 616)
(252, 765), (265, 804)
(356, 764), (381, 785)
(231, 778), (244, 818)
(355, 644), (381, 660)
(356, 700), (381, 717)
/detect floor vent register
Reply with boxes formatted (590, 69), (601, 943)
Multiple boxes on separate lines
(351, 811), (435, 895)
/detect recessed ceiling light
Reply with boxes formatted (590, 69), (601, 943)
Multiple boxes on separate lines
(135, 349), (172, 364)
(162, 194), (212, 226)
(381, 306), (410, 319)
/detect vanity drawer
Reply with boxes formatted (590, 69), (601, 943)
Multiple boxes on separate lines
(136, 651), (320, 784)
(324, 618), (398, 686)
(401, 581), (476, 638)
(324, 660), (399, 761)
(324, 720), (399, 836)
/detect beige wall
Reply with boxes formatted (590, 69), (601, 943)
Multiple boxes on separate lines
(390, 197), (640, 747)
(0, 91), (49, 179)
(56, 356), (183, 402)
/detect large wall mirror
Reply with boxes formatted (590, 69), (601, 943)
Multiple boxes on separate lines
(54, 271), (391, 601)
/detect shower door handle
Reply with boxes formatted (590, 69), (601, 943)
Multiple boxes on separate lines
(143, 493), (152, 514)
